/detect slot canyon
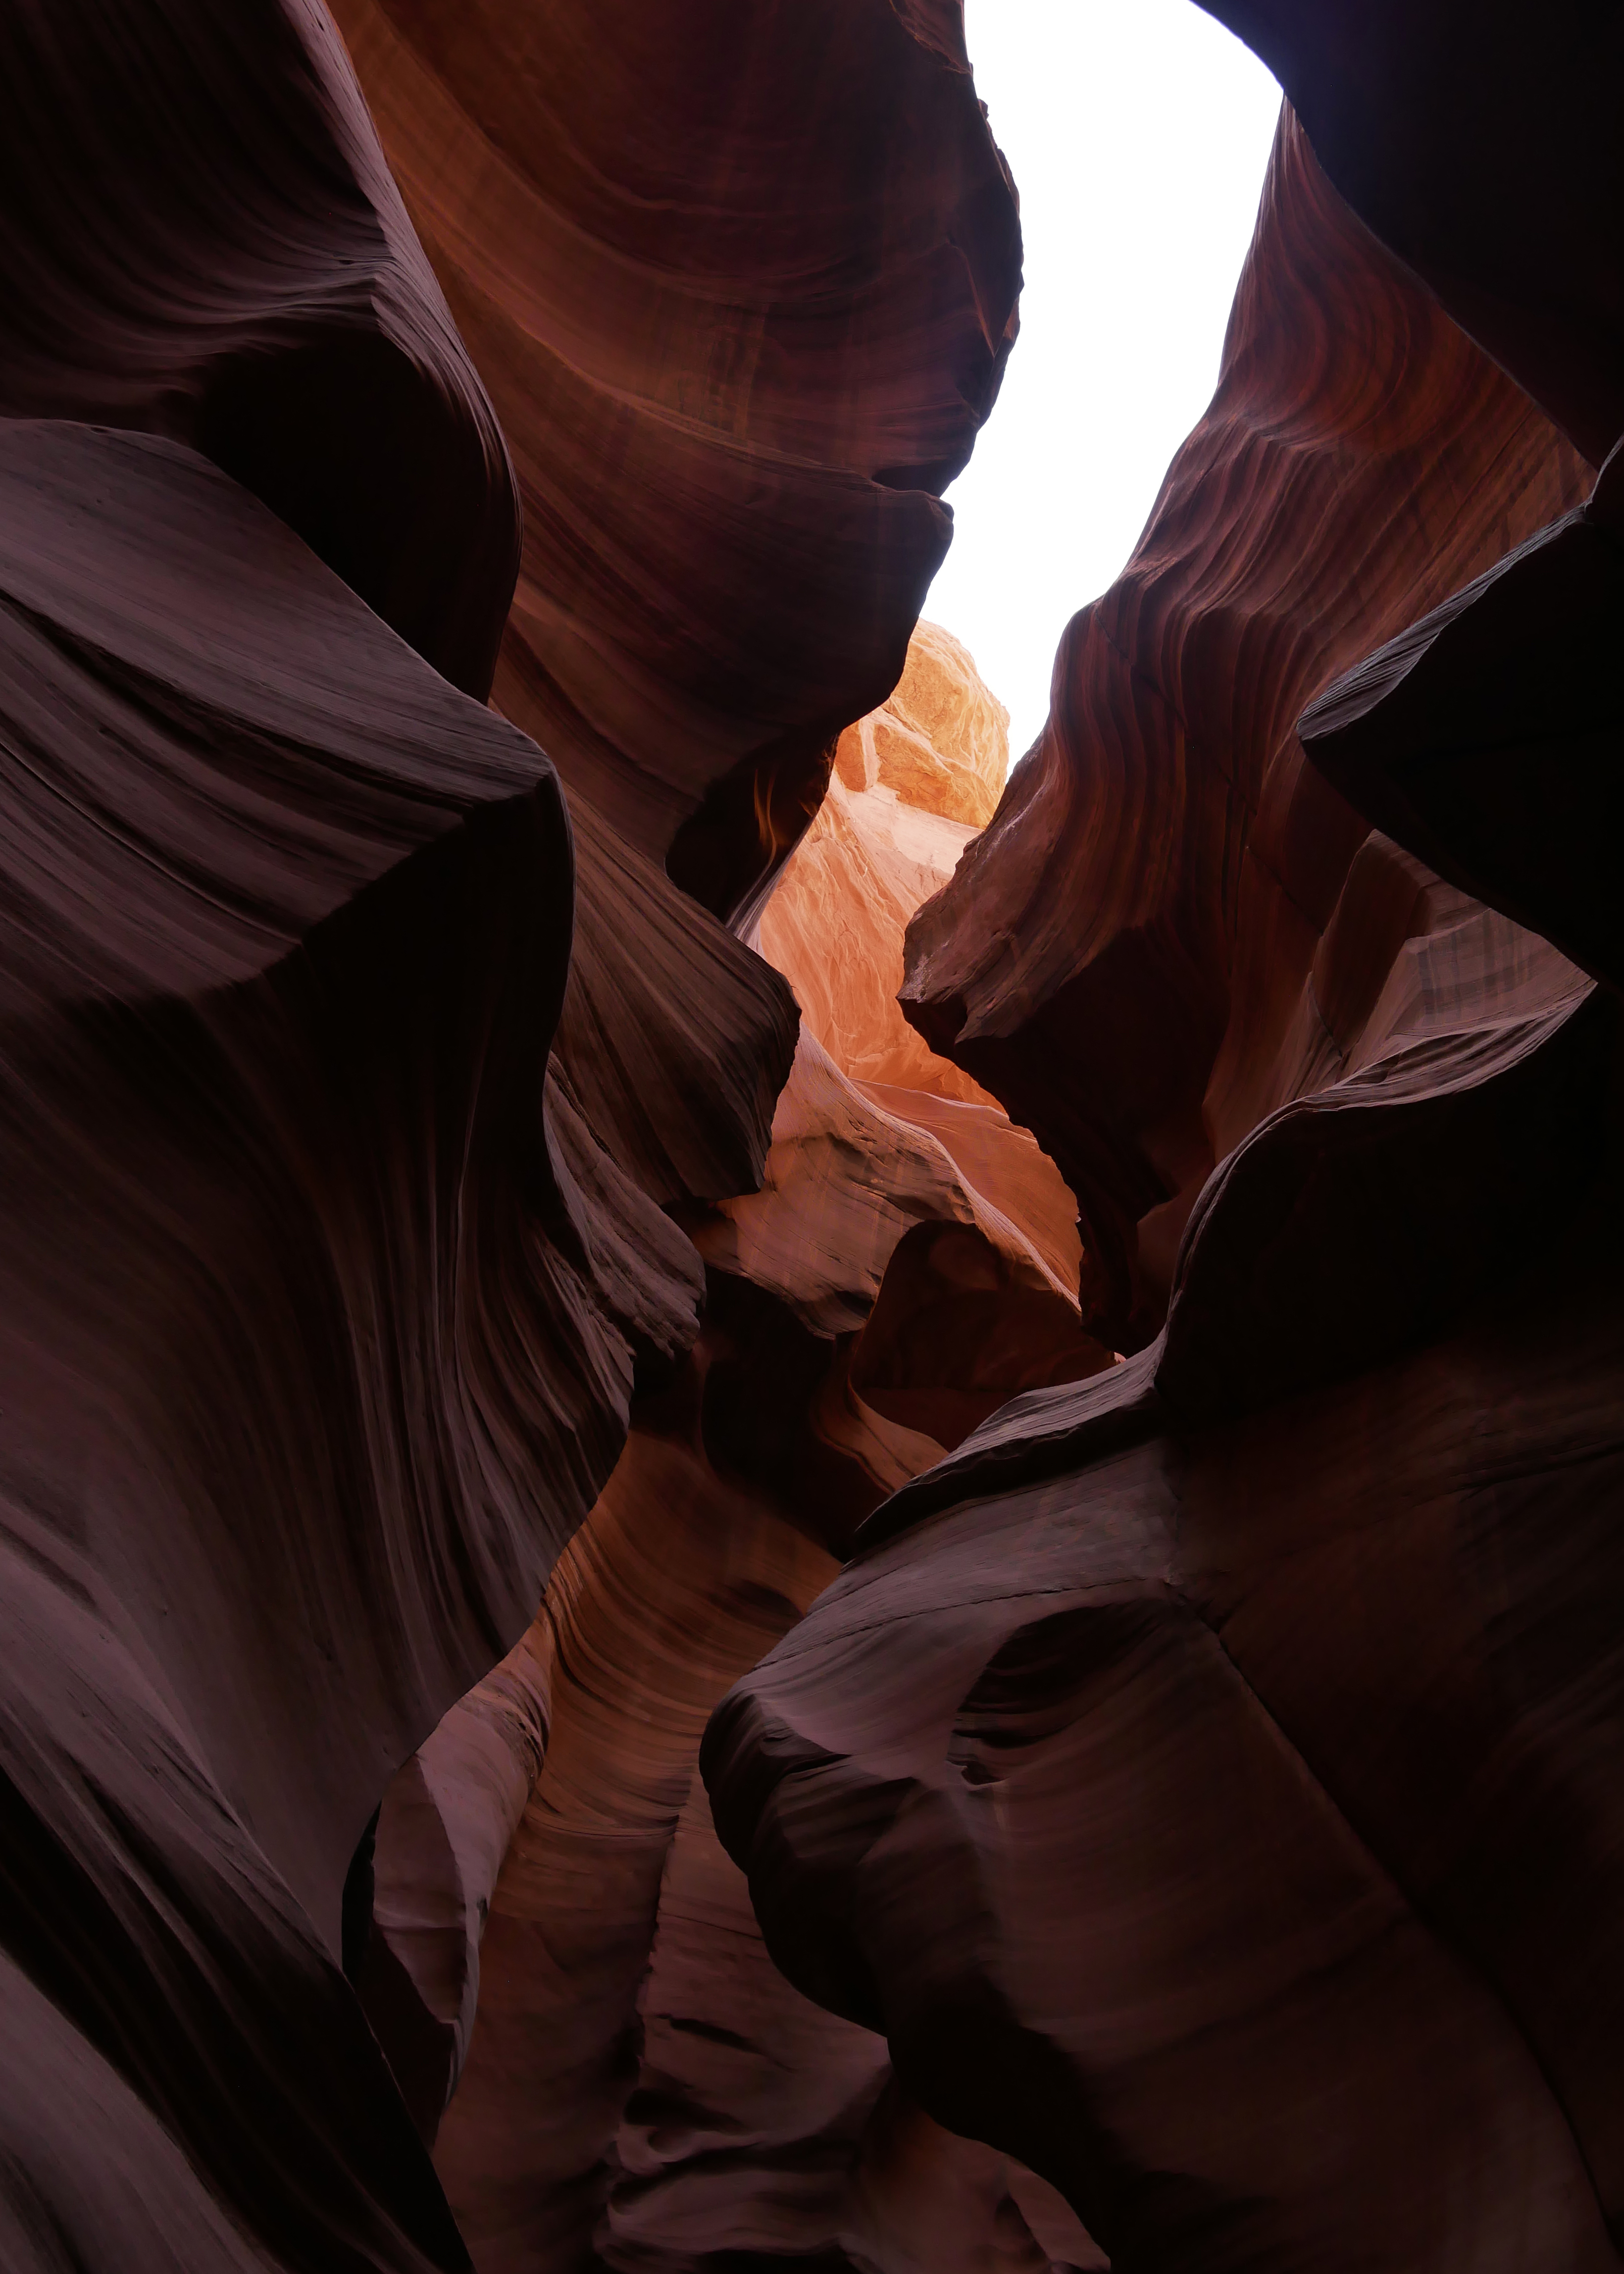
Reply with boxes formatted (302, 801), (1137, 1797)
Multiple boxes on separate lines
(0, 3), (1620, 2272)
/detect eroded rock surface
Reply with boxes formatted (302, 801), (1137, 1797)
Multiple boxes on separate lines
(900, 110), (1592, 1349)
(0, 0), (520, 696)
(327, 0), (1021, 921)
(708, 58), (1624, 2274)
(1197, 0), (1624, 466)
(368, 629), (1111, 2264)
(9, 0), (1624, 2269)
(761, 623), (1085, 1305)
(761, 623), (1008, 1106)
(0, 417), (690, 2272)
(710, 947), (1624, 2270)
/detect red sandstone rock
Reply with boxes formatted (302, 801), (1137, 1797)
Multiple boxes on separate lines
(362, 956), (1111, 2177)
(388, 1270), (1109, 2268)
(360, 635), (1112, 2225)
(900, 110), (1591, 1349)
(361, 596), (1103, 2256)
(558, 793), (799, 1213)
(0, 0), (1039, 2264)
(1197, 0), (1624, 468)
(0, 0), (519, 696)
(694, 1034), (1077, 1335)
(0, 416), (786, 2268)
(327, 0), (1022, 920)
(0, 422), (562, 2267)
(0, 3), (1033, 2255)
(1298, 450), (1624, 996)
(704, 77), (1624, 2274)
(709, 947), (1624, 2268)
(12, 1), (1624, 2268)
(431, 1427), (838, 2269)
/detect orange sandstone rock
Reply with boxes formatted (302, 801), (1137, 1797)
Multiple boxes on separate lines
(760, 769), (990, 1106)
(760, 624), (1005, 1108)
(760, 624), (1086, 1305)
(836, 620), (1010, 830)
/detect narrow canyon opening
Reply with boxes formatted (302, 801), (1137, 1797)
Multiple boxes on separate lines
(4, 2), (1621, 2271)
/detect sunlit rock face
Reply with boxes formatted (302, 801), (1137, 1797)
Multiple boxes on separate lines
(900, 109), (1591, 1352)
(325, 0), (1021, 923)
(761, 622), (1008, 1105)
(760, 622), (1087, 1303)
(838, 619), (1010, 833)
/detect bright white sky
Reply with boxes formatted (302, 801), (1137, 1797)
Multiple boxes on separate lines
(925, 1), (1283, 762)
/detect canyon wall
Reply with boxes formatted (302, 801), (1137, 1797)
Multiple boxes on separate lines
(325, 0), (1021, 923)
(900, 108), (1592, 1350)
(363, 622), (1114, 2269)
(710, 22), (1624, 2274)
(1196, 0), (1624, 469)
(0, 0), (1024, 2267)
(5, 0), (1623, 2269)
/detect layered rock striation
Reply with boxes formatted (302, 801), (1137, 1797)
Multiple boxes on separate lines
(0, 415), (656, 2273)
(710, 47), (1624, 2274)
(10, 0), (1624, 2269)
(326, 0), (1022, 921)
(760, 622), (1085, 1303)
(1, 0), (987, 2254)
(760, 622), (1009, 1107)
(0, 0), (521, 697)
(363, 617), (1113, 2269)
(900, 109), (1591, 1350)
(710, 920), (1624, 2268)
(1196, 0), (1624, 469)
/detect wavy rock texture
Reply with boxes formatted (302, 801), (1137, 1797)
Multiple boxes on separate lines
(429, 1424), (841, 2269)
(611, 1783), (1108, 2274)
(1197, 0), (1624, 468)
(0, 415), (716, 2268)
(19, 3), (1623, 2271)
(1, 0), (1037, 2255)
(708, 61), (1624, 2274)
(364, 638), (1112, 2262)
(1299, 449), (1624, 998)
(558, 795), (798, 1214)
(761, 622), (1007, 1106)
(0, 310), (792, 2274)
(710, 929), (1624, 2269)
(0, 0), (519, 697)
(760, 623), (1085, 1305)
(0, 415), (803, 2270)
(901, 108), (1592, 1349)
(390, 1288), (1110, 2272)
(0, 0), (1042, 2265)
(327, 0), (1022, 921)
(0, 417), (801, 2269)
